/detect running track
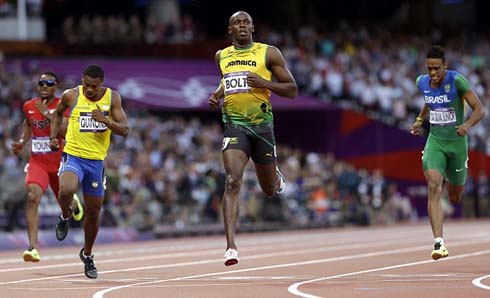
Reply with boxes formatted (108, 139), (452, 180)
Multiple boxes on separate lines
(1, 220), (489, 298)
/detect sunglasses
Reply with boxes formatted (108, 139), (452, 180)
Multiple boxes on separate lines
(38, 80), (57, 87)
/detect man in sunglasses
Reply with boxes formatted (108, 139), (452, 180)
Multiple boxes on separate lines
(11, 71), (84, 262)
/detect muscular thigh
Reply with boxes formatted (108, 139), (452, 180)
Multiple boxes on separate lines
(422, 136), (447, 177)
(446, 139), (468, 186)
(79, 158), (105, 197)
(222, 124), (252, 157)
(25, 161), (50, 192)
(249, 123), (276, 164)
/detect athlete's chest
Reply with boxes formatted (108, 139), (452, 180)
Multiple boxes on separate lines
(422, 81), (457, 108)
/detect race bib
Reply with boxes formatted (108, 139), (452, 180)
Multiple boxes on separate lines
(31, 137), (51, 154)
(429, 108), (456, 126)
(223, 71), (250, 95)
(79, 112), (108, 132)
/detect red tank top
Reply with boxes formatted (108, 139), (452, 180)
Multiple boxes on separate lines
(23, 97), (64, 172)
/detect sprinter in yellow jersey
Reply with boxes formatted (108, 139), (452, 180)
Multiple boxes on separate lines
(209, 11), (297, 266)
(49, 65), (129, 279)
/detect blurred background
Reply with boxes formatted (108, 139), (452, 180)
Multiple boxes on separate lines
(1, 0), (490, 244)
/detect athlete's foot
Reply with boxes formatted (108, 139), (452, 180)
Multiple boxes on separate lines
(55, 215), (70, 241)
(23, 247), (40, 262)
(275, 167), (286, 195)
(224, 248), (239, 266)
(431, 242), (449, 260)
(79, 248), (97, 279)
(72, 194), (84, 222)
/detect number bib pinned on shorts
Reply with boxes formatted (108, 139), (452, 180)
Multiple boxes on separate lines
(429, 107), (456, 126)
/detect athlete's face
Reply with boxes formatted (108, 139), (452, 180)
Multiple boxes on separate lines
(37, 74), (57, 100)
(426, 58), (446, 86)
(228, 13), (254, 45)
(82, 75), (103, 100)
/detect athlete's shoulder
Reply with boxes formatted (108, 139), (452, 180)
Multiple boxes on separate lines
(415, 74), (429, 88)
(23, 97), (38, 107)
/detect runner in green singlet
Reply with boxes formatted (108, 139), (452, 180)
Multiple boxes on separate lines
(411, 45), (484, 260)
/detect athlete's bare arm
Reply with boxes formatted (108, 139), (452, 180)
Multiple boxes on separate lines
(99, 91), (129, 137)
(11, 119), (32, 155)
(457, 89), (485, 136)
(411, 104), (430, 136)
(209, 50), (224, 110)
(246, 46), (298, 99)
(50, 88), (76, 150)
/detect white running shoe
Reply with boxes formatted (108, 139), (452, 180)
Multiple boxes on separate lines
(275, 167), (286, 195)
(224, 248), (239, 266)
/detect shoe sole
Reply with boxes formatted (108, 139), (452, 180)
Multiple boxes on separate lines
(431, 252), (448, 260)
(23, 254), (40, 262)
(225, 258), (239, 266)
(72, 194), (84, 222)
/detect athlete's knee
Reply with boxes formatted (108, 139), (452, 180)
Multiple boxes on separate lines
(26, 191), (41, 207)
(225, 174), (242, 193)
(427, 180), (443, 197)
(84, 209), (100, 222)
(448, 187), (464, 204)
(261, 183), (275, 198)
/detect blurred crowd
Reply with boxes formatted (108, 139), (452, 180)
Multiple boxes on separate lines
(255, 23), (490, 153)
(3, 21), (490, 232)
(62, 14), (197, 45)
(0, 59), (419, 232)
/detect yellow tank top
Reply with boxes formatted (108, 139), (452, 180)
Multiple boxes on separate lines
(64, 86), (112, 160)
(219, 42), (272, 125)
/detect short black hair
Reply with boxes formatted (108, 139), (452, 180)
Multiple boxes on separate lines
(40, 71), (59, 83)
(426, 45), (446, 63)
(83, 64), (104, 80)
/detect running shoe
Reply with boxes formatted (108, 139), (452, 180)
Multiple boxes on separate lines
(55, 215), (70, 241)
(431, 242), (449, 260)
(275, 167), (286, 195)
(79, 248), (97, 279)
(23, 247), (40, 262)
(224, 248), (239, 266)
(72, 193), (84, 222)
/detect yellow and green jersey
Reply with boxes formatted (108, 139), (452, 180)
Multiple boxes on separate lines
(219, 42), (273, 125)
(64, 86), (112, 160)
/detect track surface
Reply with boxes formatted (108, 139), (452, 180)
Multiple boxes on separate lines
(1, 220), (489, 298)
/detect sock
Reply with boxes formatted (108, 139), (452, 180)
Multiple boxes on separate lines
(434, 237), (444, 245)
(60, 213), (71, 221)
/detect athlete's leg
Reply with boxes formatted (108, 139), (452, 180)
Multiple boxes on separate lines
(447, 184), (465, 204)
(81, 194), (103, 256)
(58, 171), (79, 218)
(24, 162), (49, 249)
(425, 169), (445, 238)
(49, 172), (80, 214)
(222, 149), (249, 251)
(254, 162), (277, 197)
(25, 183), (43, 248)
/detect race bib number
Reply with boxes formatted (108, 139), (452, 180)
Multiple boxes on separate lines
(31, 137), (51, 154)
(429, 108), (456, 126)
(223, 72), (250, 95)
(79, 112), (108, 132)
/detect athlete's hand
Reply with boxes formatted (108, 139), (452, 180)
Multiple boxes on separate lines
(456, 124), (469, 136)
(92, 104), (107, 123)
(36, 99), (49, 117)
(209, 92), (221, 110)
(49, 137), (59, 151)
(247, 72), (268, 89)
(11, 140), (24, 155)
(410, 121), (423, 136)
